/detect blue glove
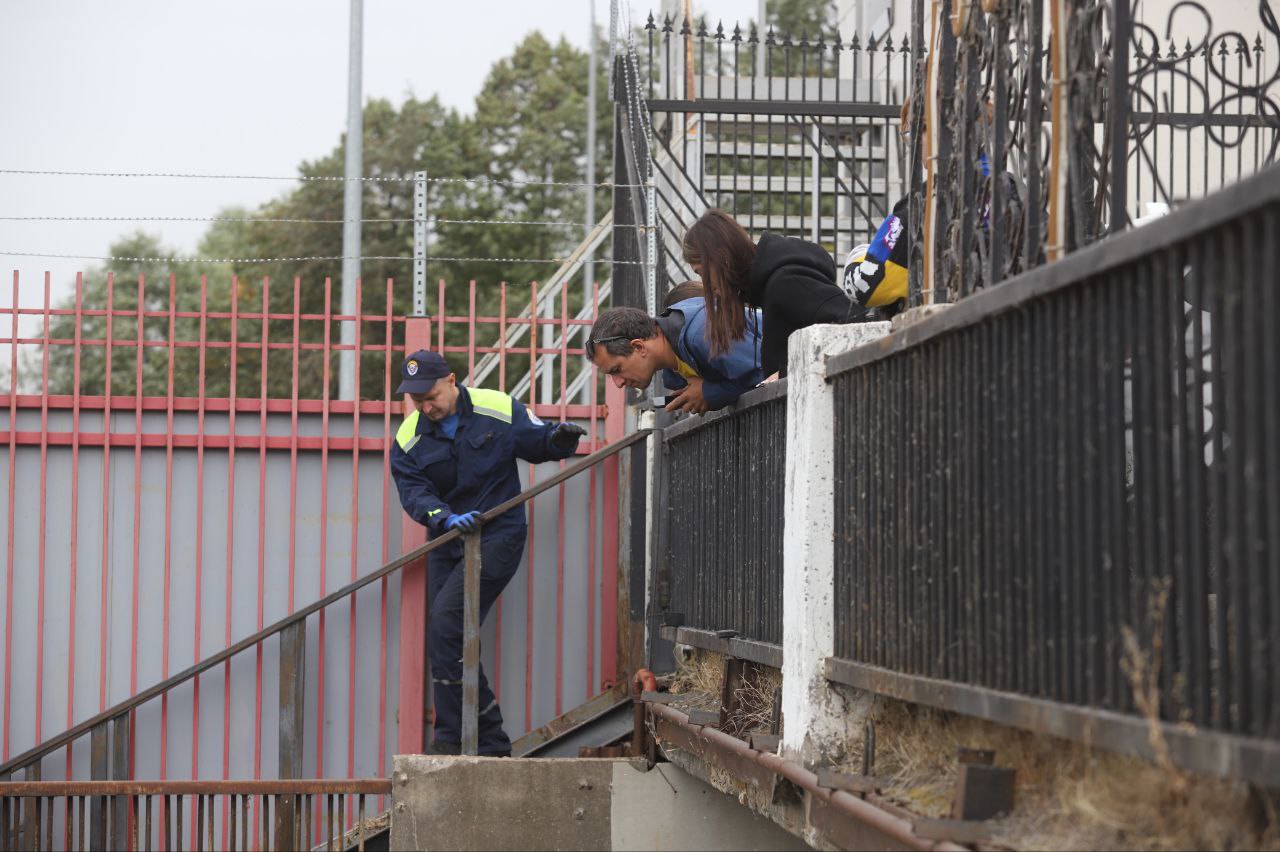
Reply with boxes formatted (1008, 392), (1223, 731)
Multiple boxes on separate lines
(444, 511), (482, 534)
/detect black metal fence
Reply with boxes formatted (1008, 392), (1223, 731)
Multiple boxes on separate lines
(660, 382), (788, 647)
(625, 4), (1279, 304)
(826, 165), (1280, 784)
(637, 14), (914, 284)
(926, 0), (1280, 303)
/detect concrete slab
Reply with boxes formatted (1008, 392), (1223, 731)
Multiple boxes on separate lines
(391, 755), (811, 851)
(392, 756), (615, 851)
(611, 760), (810, 851)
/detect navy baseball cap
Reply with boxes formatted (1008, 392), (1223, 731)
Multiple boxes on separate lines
(396, 350), (452, 394)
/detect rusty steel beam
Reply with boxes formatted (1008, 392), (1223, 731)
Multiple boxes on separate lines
(647, 702), (967, 852)
(0, 779), (392, 797)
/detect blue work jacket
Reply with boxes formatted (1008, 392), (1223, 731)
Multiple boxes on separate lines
(659, 297), (765, 409)
(390, 386), (571, 548)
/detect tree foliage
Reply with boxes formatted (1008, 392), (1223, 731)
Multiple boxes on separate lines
(49, 30), (612, 400)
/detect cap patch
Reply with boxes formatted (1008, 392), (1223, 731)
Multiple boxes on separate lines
(406, 360), (419, 376)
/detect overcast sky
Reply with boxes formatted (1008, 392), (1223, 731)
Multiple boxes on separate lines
(1, 0), (754, 307)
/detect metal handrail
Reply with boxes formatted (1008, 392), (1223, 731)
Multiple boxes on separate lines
(0, 427), (651, 777)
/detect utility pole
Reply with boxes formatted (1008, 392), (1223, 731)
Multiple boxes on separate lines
(339, 0), (364, 400)
(586, 0), (597, 318)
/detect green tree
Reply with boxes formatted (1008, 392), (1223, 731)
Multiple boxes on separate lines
(44, 231), (236, 396)
(50, 30), (614, 401)
(768, 0), (837, 40)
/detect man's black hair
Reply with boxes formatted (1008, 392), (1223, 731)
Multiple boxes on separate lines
(585, 307), (659, 358)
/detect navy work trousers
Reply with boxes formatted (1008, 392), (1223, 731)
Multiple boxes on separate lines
(427, 529), (525, 754)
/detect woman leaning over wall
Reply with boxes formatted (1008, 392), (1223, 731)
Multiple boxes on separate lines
(681, 209), (873, 378)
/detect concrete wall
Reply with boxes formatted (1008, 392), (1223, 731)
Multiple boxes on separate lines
(391, 755), (810, 851)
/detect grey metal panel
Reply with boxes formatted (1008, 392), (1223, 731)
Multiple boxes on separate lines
(0, 406), (600, 782)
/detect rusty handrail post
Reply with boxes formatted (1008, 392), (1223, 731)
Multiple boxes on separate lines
(89, 722), (108, 850)
(461, 532), (483, 756)
(276, 619), (306, 850)
(109, 713), (130, 851)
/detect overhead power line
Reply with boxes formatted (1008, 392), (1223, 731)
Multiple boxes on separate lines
(0, 250), (644, 266)
(0, 215), (612, 227)
(0, 168), (647, 190)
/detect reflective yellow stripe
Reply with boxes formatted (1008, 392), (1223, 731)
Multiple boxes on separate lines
(428, 508), (442, 517)
(467, 387), (513, 423)
(396, 410), (421, 450)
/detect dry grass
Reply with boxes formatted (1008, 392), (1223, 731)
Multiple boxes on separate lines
(723, 663), (783, 739)
(846, 696), (1280, 851)
(664, 648), (783, 739)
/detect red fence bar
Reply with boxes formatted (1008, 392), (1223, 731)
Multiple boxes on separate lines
(555, 283), (569, 716)
(221, 274), (238, 851)
(494, 281), (507, 699)
(193, 273), (208, 852)
(64, 273), (85, 848)
(396, 313), (431, 756)
(254, 278), (271, 802)
(159, 276), (176, 797)
(377, 279), (393, 813)
(99, 273), (116, 717)
(586, 281), (599, 694)
(2, 273), (13, 763)
(36, 274), (51, 750)
(524, 281), (539, 733)
(314, 278), (332, 848)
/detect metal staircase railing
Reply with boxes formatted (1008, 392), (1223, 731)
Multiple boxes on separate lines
(0, 429), (649, 782)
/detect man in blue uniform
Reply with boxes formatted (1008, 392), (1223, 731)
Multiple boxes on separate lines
(390, 350), (585, 756)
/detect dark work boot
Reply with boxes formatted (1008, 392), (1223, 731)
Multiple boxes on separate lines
(426, 740), (461, 756)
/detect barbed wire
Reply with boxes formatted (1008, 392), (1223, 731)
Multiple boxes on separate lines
(0, 250), (644, 266)
(0, 168), (649, 190)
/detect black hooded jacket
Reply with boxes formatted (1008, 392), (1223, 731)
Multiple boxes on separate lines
(744, 233), (853, 376)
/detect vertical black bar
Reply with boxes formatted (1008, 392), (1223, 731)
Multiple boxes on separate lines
(1260, 206), (1280, 739)
(1024, 0), (1044, 269)
(989, 11), (1009, 286)
(1220, 220), (1249, 733)
(1150, 246), (1180, 718)
(934, 0), (956, 300)
(1109, 0), (1130, 232)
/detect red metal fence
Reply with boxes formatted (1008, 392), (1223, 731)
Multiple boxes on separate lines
(0, 269), (622, 845)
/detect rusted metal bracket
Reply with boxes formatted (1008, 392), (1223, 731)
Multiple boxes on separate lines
(646, 702), (968, 852)
(719, 657), (747, 730)
(749, 732), (781, 753)
(953, 763), (1015, 820)
(816, 768), (883, 796)
(685, 709), (721, 727)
